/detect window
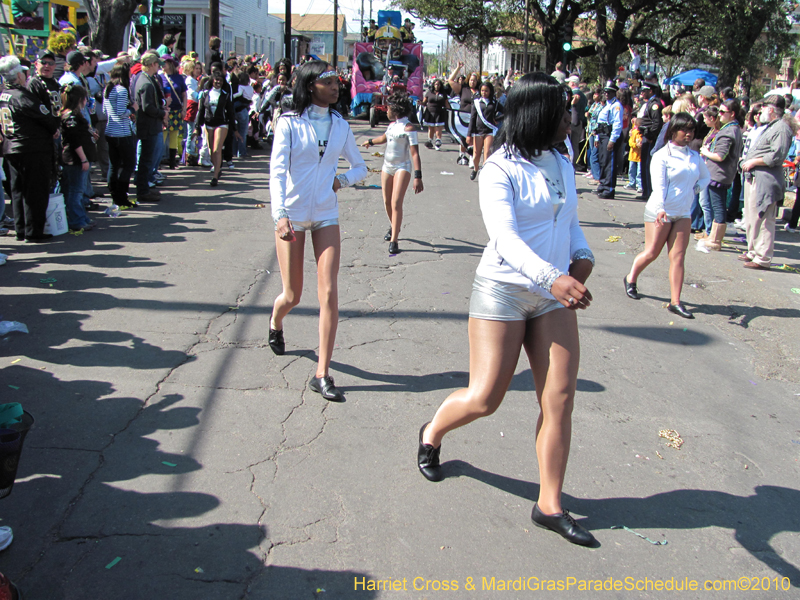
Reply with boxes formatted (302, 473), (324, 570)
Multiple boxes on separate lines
(223, 28), (233, 55)
(269, 39), (276, 64)
(246, 33), (251, 55)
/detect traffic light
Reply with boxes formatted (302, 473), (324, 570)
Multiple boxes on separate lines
(150, 0), (164, 25)
(559, 21), (574, 57)
(137, 2), (149, 25)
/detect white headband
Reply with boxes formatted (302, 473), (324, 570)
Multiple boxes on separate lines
(316, 70), (337, 80)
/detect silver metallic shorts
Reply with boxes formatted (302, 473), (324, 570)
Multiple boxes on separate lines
(382, 161), (412, 176)
(469, 275), (562, 322)
(282, 218), (339, 232)
(643, 206), (690, 223)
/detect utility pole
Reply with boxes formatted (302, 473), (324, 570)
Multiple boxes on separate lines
(332, 0), (338, 68)
(369, 0), (372, 22)
(523, 0), (529, 72)
(284, 0), (292, 62)
(360, 0), (364, 39)
(210, 0), (219, 36)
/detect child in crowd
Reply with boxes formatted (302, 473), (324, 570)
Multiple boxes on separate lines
(362, 91), (423, 255)
(60, 84), (95, 232)
(625, 116), (643, 192)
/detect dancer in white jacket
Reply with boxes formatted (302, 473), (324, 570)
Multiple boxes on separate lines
(417, 73), (597, 547)
(624, 112), (710, 319)
(269, 61), (367, 402)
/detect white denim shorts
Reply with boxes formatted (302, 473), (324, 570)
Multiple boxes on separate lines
(643, 206), (690, 223)
(469, 275), (562, 321)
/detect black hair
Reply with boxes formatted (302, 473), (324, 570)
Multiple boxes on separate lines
(387, 90), (412, 118)
(103, 63), (130, 99)
(480, 81), (495, 102)
(247, 65), (259, 76)
(291, 60), (332, 114)
(237, 71), (249, 85)
(277, 58), (292, 76)
(665, 112), (697, 141)
(492, 72), (569, 160)
(60, 83), (87, 113)
(722, 98), (743, 126)
(431, 78), (443, 93)
(210, 62), (223, 74)
(163, 34), (175, 46)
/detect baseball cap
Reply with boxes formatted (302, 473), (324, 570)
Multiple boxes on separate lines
(37, 48), (56, 62)
(66, 50), (86, 68)
(698, 85), (716, 98)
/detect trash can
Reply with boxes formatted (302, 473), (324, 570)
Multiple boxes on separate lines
(0, 411), (34, 499)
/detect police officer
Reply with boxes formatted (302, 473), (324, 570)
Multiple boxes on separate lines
(0, 55), (60, 242)
(638, 78), (662, 201)
(594, 81), (623, 199)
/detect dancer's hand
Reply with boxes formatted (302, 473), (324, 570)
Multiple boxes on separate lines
(413, 177), (423, 194)
(551, 275), (592, 310)
(276, 218), (295, 242)
(655, 210), (668, 226)
(332, 177), (342, 192)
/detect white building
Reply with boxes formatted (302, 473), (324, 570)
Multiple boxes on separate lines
(152, 0), (285, 65)
(483, 41), (545, 76)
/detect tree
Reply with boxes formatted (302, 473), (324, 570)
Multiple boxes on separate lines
(83, 0), (140, 56)
(394, 0), (515, 73)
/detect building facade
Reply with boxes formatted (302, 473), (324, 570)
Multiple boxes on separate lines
(271, 14), (348, 65)
(148, 0), (284, 65)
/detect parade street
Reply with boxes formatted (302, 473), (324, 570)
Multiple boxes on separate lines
(0, 119), (799, 599)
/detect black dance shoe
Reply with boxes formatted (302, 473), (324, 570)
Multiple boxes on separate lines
(268, 328), (285, 355)
(384, 227), (392, 241)
(623, 276), (640, 300)
(470, 170), (477, 181)
(531, 504), (597, 547)
(417, 422), (443, 482)
(309, 375), (344, 402)
(388, 241), (399, 254)
(667, 302), (694, 319)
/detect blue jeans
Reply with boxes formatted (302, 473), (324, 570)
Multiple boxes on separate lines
(235, 108), (249, 158)
(628, 161), (641, 188)
(136, 133), (160, 197)
(588, 134), (601, 180)
(707, 184), (728, 224)
(699, 187), (713, 234)
(185, 122), (197, 156)
(690, 192), (704, 231)
(62, 164), (91, 229)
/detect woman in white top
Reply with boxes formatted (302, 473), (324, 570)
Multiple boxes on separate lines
(417, 73), (597, 547)
(362, 91), (423, 254)
(269, 61), (367, 402)
(624, 112), (710, 319)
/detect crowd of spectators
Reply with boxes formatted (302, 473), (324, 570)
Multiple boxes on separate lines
(0, 32), (315, 243)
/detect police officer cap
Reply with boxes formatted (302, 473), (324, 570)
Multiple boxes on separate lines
(640, 81), (658, 90)
(604, 80), (618, 92)
(0, 55), (29, 78)
(644, 70), (658, 82)
(38, 48), (56, 62)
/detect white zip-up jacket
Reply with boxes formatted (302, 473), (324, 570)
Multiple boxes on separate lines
(476, 147), (592, 299)
(646, 142), (710, 218)
(270, 108), (367, 223)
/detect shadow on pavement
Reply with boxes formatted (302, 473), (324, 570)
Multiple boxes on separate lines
(443, 461), (800, 585)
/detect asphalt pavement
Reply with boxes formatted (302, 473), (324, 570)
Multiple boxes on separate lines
(0, 120), (799, 600)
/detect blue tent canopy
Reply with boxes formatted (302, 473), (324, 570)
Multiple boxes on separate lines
(663, 69), (718, 87)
